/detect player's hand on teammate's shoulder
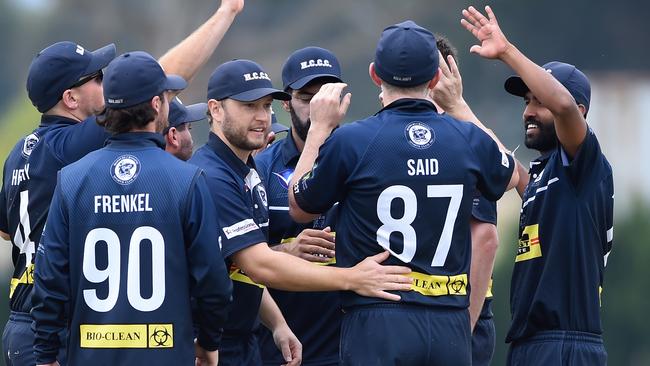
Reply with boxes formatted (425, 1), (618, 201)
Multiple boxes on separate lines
(461, 5), (512, 60)
(282, 227), (335, 263)
(272, 324), (303, 366)
(219, 0), (244, 14)
(348, 251), (413, 301)
(308, 82), (351, 133)
(194, 339), (219, 366)
(431, 51), (464, 113)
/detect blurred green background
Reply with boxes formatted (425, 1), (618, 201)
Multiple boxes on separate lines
(1, 0), (649, 364)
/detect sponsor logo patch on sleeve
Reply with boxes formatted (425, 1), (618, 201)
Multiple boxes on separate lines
(222, 219), (259, 240)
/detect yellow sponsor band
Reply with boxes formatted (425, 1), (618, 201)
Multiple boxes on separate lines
(515, 224), (542, 262)
(486, 279), (493, 298)
(408, 272), (468, 297)
(80, 324), (173, 349)
(9, 263), (34, 298)
(230, 269), (265, 288)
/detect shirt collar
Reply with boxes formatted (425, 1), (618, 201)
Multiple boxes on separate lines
(105, 132), (166, 150)
(376, 98), (438, 115)
(39, 114), (83, 128)
(280, 130), (301, 166)
(206, 132), (256, 178)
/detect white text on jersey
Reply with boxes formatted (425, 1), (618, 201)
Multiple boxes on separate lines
(407, 159), (439, 176)
(94, 194), (153, 214)
(11, 164), (30, 186)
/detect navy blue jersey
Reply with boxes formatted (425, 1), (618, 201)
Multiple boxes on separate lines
(294, 99), (514, 309)
(506, 129), (614, 343)
(255, 132), (341, 365)
(471, 195), (497, 320)
(32, 133), (232, 365)
(0, 115), (109, 314)
(189, 133), (269, 337)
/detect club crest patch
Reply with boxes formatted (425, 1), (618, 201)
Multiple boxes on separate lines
(22, 133), (39, 158)
(405, 122), (434, 149)
(111, 155), (141, 185)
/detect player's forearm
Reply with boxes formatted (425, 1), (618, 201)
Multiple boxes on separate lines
(500, 45), (587, 154)
(468, 221), (499, 330)
(259, 288), (289, 332)
(158, 5), (240, 84)
(235, 243), (349, 292)
(288, 127), (331, 222)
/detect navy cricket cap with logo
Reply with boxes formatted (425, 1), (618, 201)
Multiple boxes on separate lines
(374, 20), (439, 87)
(103, 51), (187, 109)
(504, 61), (591, 111)
(282, 46), (342, 91)
(26, 41), (116, 113)
(208, 59), (290, 102)
(168, 97), (207, 129)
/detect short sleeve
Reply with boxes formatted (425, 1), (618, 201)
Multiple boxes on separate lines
(470, 127), (514, 202)
(293, 129), (355, 214)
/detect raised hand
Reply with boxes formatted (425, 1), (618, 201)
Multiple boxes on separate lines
(431, 51), (464, 113)
(220, 0), (244, 14)
(461, 5), (511, 59)
(349, 251), (413, 301)
(309, 83), (351, 133)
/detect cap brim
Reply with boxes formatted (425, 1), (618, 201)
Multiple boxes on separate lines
(271, 122), (289, 133)
(83, 43), (117, 75)
(230, 88), (291, 102)
(504, 75), (529, 97)
(163, 74), (187, 91)
(286, 74), (342, 91)
(184, 103), (208, 123)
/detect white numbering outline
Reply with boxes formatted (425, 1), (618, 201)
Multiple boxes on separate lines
(376, 184), (463, 267)
(83, 226), (165, 312)
(13, 190), (35, 267)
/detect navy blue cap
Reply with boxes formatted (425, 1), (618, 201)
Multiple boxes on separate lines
(505, 61), (591, 111)
(282, 47), (342, 91)
(208, 59), (290, 102)
(374, 20), (439, 87)
(271, 111), (289, 133)
(168, 98), (207, 128)
(26, 41), (116, 113)
(103, 51), (187, 109)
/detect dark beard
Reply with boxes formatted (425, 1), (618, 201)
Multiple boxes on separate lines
(524, 118), (558, 153)
(289, 106), (310, 142)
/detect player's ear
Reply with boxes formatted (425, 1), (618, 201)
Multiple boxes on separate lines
(427, 68), (441, 89)
(281, 100), (291, 112)
(60, 89), (79, 110)
(208, 99), (224, 123)
(577, 104), (588, 118)
(151, 95), (162, 114)
(368, 63), (382, 87)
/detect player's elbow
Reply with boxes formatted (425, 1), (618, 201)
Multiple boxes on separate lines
(0, 230), (9, 241)
(471, 221), (499, 255)
(288, 200), (317, 223)
(549, 92), (579, 117)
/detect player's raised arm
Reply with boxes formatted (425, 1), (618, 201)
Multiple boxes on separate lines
(158, 0), (244, 86)
(288, 83), (350, 223)
(461, 5), (587, 158)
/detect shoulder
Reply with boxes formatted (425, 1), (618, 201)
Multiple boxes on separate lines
(189, 146), (239, 185)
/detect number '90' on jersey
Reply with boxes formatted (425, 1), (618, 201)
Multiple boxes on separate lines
(293, 99), (514, 309)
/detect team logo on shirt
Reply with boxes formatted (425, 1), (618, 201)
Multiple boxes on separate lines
(405, 122), (435, 149)
(110, 155), (141, 185)
(272, 169), (294, 190)
(21, 133), (39, 158)
(515, 224), (542, 262)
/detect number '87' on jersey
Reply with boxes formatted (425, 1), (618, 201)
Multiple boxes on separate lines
(293, 100), (514, 309)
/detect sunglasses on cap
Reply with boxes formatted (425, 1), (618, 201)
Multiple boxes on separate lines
(69, 69), (103, 89)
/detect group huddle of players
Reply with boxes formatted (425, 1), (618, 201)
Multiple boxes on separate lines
(0, 1), (614, 366)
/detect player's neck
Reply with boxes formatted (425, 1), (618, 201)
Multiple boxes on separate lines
(45, 105), (88, 123)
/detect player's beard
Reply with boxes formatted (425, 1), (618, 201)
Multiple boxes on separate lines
(222, 114), (268, 151)
(289, 105), (310, 142)
(524, 118), (558, 153)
